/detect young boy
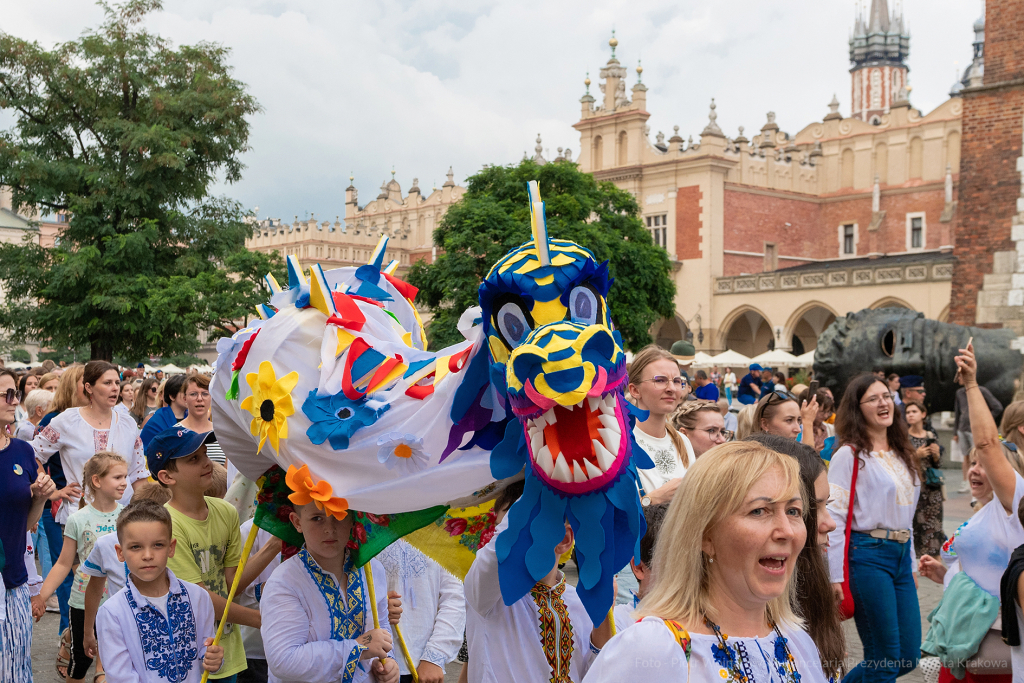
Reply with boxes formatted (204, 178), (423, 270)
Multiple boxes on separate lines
(260, 501), (398, 683)
(612, 503), (667, 633)
(147, 427), (280, 681)
(96, 499), (224, 682)
(82, 482), (172, 660)
(464, 482), (614, 682)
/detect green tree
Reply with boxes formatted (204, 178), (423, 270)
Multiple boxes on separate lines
(9, 348), (31, 363)
(407, 159), (676, 350)
(0, 0), (264, 361)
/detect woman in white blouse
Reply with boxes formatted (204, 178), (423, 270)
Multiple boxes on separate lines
(827, 373), (921, 682)
(583, 441), (828, 682)
(627, 345), (694, 507)
(31, 360), (148, 524)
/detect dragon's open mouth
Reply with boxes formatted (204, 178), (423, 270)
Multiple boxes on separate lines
(523, 389), (627, 492)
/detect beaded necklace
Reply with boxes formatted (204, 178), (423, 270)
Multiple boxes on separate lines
(703, 615), (801, 683)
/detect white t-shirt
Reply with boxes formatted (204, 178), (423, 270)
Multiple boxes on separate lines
(64, 503), (123, 609)
(941, 472), (1024, 597)
(633, 426), (694, 498)
(82, 531), (128, 596)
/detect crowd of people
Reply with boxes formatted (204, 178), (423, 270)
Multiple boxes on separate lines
(0, 340), (1023, 683)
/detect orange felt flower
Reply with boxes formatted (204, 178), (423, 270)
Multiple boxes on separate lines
(285, 464), (348, 521)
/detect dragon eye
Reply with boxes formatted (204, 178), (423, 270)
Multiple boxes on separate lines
(568, 287), (599, 326)
(497, 302), (532, 348)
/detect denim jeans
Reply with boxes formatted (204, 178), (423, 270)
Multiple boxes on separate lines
(40, 506), (72, 634)
(844, 532), (921, 682)
(33, 521), (52, 578)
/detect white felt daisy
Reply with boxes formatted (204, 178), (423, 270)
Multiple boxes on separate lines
(376, 432), (429, 474)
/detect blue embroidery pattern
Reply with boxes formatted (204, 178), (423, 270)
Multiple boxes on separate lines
(299, 549), (369, 683)
(124, 581), (198, 682)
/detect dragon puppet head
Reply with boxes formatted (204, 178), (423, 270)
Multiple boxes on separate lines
(480, 181), (653, 623)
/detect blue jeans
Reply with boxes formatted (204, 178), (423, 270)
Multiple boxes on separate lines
(844, 532), (921, 682)
(33, 521), (52, 578)
(41, 506), (72, 634)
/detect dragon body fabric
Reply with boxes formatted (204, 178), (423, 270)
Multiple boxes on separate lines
(211, 181), (651, 624)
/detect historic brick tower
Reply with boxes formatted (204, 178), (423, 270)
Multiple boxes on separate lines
(849, 0), (911, 124)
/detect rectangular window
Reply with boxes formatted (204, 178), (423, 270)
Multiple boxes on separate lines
(646, 214), (668, 249)
(911, 217), (923, 249)
(843, 225), (855, 255)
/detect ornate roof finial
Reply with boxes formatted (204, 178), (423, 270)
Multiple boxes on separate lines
(636, 59), (643, 83)
(443, 166), (455, 187)
(391, 166), (396, 178)
(609, 29), (618, 59)
(829, 94), (840, 114)
(702, 98), (724, 136)
(584, 72), (591, 94)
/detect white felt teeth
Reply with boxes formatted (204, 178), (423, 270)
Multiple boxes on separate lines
(528, 392), (623, 483)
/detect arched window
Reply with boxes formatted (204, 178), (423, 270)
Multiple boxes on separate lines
(841, 148), (855, 188)
(592, 136), (603, 171)
(617, 131), (628, 166)
(875, 142), (888, 184)
(909, 137), (923, 179)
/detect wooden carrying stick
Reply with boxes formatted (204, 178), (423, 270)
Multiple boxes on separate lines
(364, 562), (419, 682)
(201, 522), (261, 683)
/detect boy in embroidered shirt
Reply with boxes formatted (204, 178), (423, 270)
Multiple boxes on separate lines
(96, 498), (224, 682)
(260, 501), (398, 683)
(464, 482), (615, 683)
(612, 503), (668, 633)
(147, 428), (281, 681)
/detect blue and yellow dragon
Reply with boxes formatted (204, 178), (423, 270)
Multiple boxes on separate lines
(212, 181), (651, 624)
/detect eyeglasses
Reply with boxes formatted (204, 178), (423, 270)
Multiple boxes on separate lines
(754, 390), (793, 421)
(640, 376), (686, 389)
(698, 427), (734, 441)
(149, 387), (158, 393)
(186, 391), (210, 400)
(2, 389), (23, 405)
(860, 393), (895, 406)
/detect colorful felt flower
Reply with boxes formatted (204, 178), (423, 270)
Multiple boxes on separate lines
(240, 361), (299, 454)
(376, 432), (429, 474)
(302, 389), (389, 450)
(285, 464), (348, 520)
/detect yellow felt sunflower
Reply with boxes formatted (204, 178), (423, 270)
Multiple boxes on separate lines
(240, 360), (299, 454)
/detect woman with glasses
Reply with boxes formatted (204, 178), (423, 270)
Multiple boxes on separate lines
(128, 376), (160, 427)
(827, 373), (921, 682)
(672, 400), (730, 457)
(174, 373), (225, 465)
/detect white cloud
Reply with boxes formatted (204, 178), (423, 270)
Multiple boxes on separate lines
(3, 0), (980, 219)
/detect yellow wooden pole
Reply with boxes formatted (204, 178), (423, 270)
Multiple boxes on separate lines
(201, 522), (260, 683)
(364, 562), (418, 682)
(608, 606), (617, 637)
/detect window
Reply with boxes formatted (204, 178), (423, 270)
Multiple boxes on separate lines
(764, 243), (778, 272)
(906, 212), (926, 251)
(839, 223), (857, 257)
(646, 214), (668, 249)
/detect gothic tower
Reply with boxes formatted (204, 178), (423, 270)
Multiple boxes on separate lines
(849, 0), (910, 123)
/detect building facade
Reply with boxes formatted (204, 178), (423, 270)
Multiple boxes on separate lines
(572, 0), (967, 357)
(245, 169), (465, 276)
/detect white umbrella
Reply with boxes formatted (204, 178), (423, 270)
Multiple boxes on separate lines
(189, 364), (214, 374)
(144, 364), (158, 374)
(710, 349), (752, 368)
(751, 349), (802, 368)
(691, 351), (717, 368)
(160, 363), (187, 374)
(795, 350), (815, 368)
(5, 361), (28, 370)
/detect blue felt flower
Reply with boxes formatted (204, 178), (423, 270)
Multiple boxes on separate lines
(774, 634), (789, 662)
(302, 389), (389, 450)
(711, 642), (735, 669)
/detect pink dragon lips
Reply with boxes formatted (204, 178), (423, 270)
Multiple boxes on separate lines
(524, 390), (628, 495)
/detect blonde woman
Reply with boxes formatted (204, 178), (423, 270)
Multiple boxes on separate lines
(583, 442), (828, 682)
(672, 400), (729, 458)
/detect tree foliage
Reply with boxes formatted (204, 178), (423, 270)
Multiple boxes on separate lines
(407, 159), (676, 351)
(0, 0), (271, 360)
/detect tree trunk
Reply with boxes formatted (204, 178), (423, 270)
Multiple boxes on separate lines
(91, 340), (113, 361)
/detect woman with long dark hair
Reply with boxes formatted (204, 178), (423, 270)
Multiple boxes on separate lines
(748, 433), (845, 681)
(827, 373), (921, 682)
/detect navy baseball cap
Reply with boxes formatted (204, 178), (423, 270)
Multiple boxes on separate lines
(899, 375), (924, 390)
(749, 363), (763, 372)
(145, 427), (217, 476)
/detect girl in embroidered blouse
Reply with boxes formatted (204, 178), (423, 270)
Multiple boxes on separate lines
(583, 441), (829, 683)
(827, 373), (921, 683)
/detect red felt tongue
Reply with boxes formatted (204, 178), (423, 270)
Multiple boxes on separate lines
(545, 403), (596, 469)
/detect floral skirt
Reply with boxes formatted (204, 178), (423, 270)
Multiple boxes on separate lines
(914, 484), (946, 557)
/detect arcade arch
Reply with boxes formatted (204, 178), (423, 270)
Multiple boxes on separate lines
(784, 302), (838, 356)
(653, 315), (689, 350)
(720, 307), (774, 358)
(870, 297), (915, 310)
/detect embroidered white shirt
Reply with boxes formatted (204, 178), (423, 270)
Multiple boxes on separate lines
(376, 539), (465, 674)
(31, 407), (148, 523)
(826, 445), (921, 583)
(261, 553), (393, 683)
(96, 569), (216, 683)
(582, 616), (829, 683)
(465, 517), (598, 683)
(633, 426), (694, 498)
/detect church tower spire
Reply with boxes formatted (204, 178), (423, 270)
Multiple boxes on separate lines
(849, 0), (910, 123)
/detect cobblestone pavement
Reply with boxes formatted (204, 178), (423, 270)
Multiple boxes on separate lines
(30, 470), (976, 683)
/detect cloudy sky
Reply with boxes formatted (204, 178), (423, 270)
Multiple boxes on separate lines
(5, 0), (981, 220)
